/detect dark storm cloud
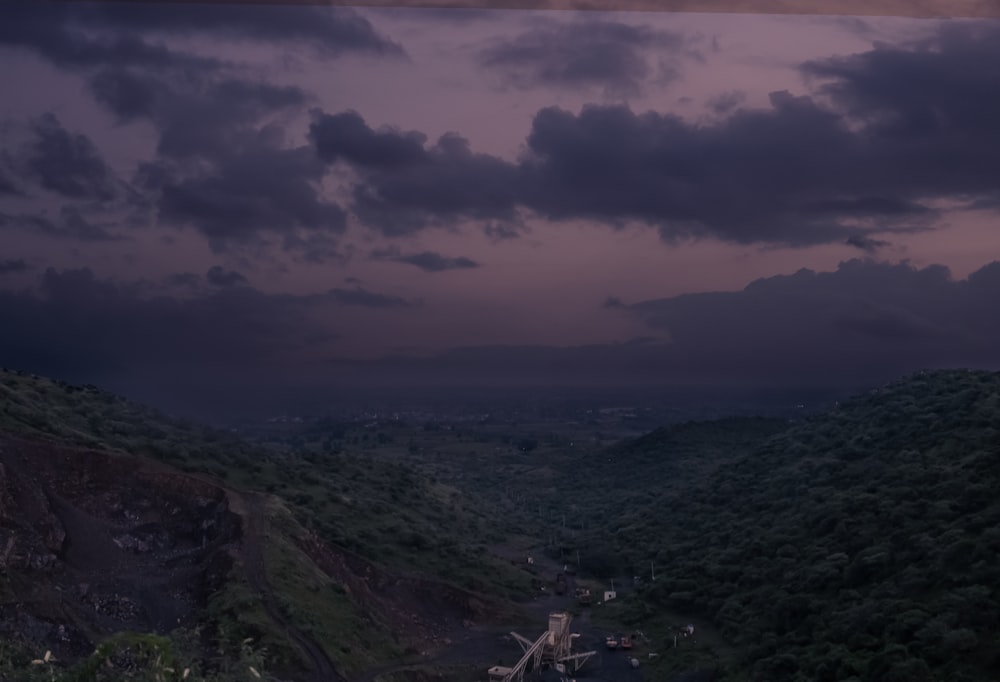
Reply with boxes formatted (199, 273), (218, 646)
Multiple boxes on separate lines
(0, 168), (22, 197)
(157, 136), (347, 251)
(105, 75), (345, 254)
(0, 2), (402, 72)
(109, 76), (312, 161)
(0, 268), (319, 375)
(483, 221), (524, 241)
(477, 20), (692, 97)
(0, 3), (223, 74)
(1, 3), (390, 259)
(395, 251), (479, 272)
(370, 247), (480, 272)
(50, 206), (123, 242)
(328, 286), (418, 308)
(518, 94), (935, 245)
(88, 68), (166, 123)
(336, 259), (1000, 389)
(76, 2), (405, 59)
(310, 113), (521, 235)
(132, 161), (174, 194)
(621, 258), (1000, 383)
(6, 75), (335, 252)
(0, 265), (420, 416)
(350, 132), (522, 235)
(79, 68), (336, 253)
(20, 114), (117, 201)
(366, 7), (497, 24)
(0, 267), (364, 398)
(0, 259), (29, 275)
(318, 96), (881, 244)
(165, 272), (200, 289)
(311, 23), (1000, 247)
(205, 266), (248, 288)
(846, 234), (891, 253)
(284, 233), (355, 266)
(0, 206), (124, 242)
(706, 90), (745, 114)
(3, 259), (997, 402)
(310, 110), (428, 169)
(80, 61), (348, 257)
(796, 21), (1000, 205)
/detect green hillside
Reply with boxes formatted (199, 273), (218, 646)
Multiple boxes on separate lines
(6, 366), (1000, 681)
(592, 369), (1000, 681)
(0, 368), (529, 682)
(0, 368), (530, 597)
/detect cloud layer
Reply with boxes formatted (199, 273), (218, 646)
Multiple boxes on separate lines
(6, 12), (1000, 256)
(300, 22), (1000, 248)
(477, 19), (695, 98)
(2, 6), (1000, 412)
(3, 258), (997, 411)
(0, 267), (419, 385)
(1, 2), (398, 260)
(336, 259), (1000, 388)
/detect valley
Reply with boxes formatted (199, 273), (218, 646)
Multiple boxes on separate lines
(2, 367), (1000, 681)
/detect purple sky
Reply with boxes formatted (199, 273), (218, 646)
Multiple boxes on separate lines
(2, 3), (1000, 410)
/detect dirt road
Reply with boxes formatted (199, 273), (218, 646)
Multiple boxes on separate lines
(237, 491), (346, 682)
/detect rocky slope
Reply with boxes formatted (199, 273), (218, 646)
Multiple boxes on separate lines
(0, 437), (238, 662)
(0, 370), (525, 681)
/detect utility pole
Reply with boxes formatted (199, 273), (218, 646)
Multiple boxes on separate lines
(576, 549), (581, 568)
(651, 561), (655, 581)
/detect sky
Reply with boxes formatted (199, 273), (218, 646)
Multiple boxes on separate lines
(1, 2), (1000, 415)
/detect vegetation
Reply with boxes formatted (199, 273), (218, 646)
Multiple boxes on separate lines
(0, 631), (278, 681)
(257, 497), (402, 677)
(0, 368), (530, 599)
(0, 368), (530, 680)
(585, 370), (1000, 681)
(5, 365), (1000, 680)
(331, 370), (1000, 681)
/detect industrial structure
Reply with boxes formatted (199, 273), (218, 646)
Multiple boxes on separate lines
(487, 612), (596, 682)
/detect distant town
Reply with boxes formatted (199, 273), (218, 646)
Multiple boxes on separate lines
(230, 384), (853, 441)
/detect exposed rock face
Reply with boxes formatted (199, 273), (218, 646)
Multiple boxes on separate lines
(0, 433), (521, 679)
(0, 437), (241, 661)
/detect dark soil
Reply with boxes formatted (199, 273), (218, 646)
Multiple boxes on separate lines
(0, 434), (713, 682)
(0, 436), (238, 662)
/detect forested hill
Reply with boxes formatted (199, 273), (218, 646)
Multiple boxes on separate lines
(604, 369), (1000, 682)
